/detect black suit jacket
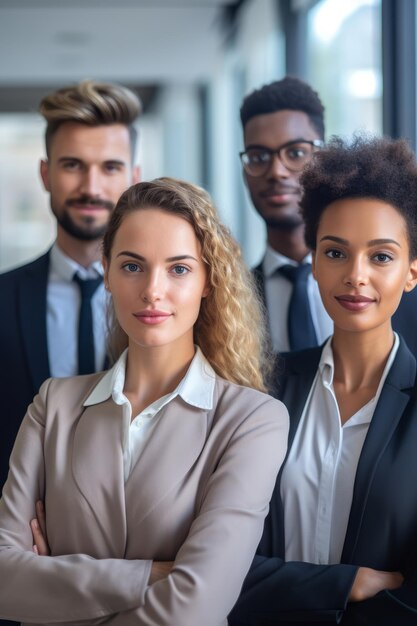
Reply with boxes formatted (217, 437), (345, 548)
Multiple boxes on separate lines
(0, 252), (51, 491)
(230, 338), (417, 625)
(253, 262), (417, 359)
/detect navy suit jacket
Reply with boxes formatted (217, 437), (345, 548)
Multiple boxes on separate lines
(0, 252), (51, 491)
(230, 338), (417, 625)
(253, 262), (417, 359)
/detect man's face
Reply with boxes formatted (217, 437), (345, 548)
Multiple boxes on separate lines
(243, 110), (321, 230)
(40, 122), (140, 242)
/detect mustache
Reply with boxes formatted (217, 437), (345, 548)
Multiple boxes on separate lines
(65, 195), (114, 211)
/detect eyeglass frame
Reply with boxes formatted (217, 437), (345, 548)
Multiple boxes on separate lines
(239, 139), (324, 176)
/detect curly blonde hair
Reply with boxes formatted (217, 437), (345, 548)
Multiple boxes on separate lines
(102, 177), (271, 391)
(39, 79), (142, 159)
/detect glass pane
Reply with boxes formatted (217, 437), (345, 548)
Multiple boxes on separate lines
(306, 0), (382, 137)
(0, 114), (55, 272)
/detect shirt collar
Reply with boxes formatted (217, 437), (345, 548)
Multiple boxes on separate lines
(319, 332), (400, 392)
(263, 244), (312, 278)
(50, 242), (104, 281)
(84, 346), (216, 411)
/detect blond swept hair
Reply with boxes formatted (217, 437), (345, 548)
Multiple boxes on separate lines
(102, 177), (271, 392)
(39, 79), (142, 158)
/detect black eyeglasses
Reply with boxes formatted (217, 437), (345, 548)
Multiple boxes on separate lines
(240, 139), (324, 177)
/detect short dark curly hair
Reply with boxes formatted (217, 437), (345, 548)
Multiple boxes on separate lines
(240, 76), (325, 139)
(300, 135), (417, 259)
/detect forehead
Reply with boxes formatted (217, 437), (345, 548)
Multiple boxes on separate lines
(319, 198), (408, 242)
(244, 109), (319, 147)
(113, 208), (201, 252)
(48, 122), (131, 161)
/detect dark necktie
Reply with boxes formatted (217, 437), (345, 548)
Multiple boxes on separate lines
(278, 263), (318, 351)
(73, 273), (103, 375)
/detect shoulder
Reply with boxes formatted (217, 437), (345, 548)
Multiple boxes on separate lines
(269, 345), (323, 396)
(212, 375), (289, 432)
(34, 371), (106, 418)
(0, 251), (50, 286)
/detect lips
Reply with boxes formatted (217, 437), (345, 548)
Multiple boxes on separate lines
(335, 294), (376, 311)
(133, 310), (172, 325)
(261, 186), (299, 199)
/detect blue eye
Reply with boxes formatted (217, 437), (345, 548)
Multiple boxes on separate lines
(373, 253), (393, 264)
(123, 263), (140, 273)
(171, 265), (189, 276)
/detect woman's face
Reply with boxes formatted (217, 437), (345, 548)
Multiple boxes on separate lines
(312, 198), (417, 334)
(104, 207), (209, 353)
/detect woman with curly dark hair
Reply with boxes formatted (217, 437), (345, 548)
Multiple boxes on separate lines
(230, 136), (417, 626)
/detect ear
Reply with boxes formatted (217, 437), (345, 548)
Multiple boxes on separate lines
(404, 259), (417, 292)
(132, 165), (141, 184)
(40, 159), (50, 191)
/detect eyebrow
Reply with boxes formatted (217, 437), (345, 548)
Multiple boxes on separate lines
(319, 235), (401, 248)
(245, 139), (310, 150)
(58, 157), (127, 166)
(116, 251), (199, 262)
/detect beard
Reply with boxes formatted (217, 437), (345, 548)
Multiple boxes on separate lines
(262, 212), (304, 231)
(52, 195), (114, 241)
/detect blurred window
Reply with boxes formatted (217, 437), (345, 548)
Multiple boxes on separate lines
(306, 0), (382, 137)
(0, 114), (55, 272)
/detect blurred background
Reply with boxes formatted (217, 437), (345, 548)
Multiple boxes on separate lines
(0, 0), (414, 270)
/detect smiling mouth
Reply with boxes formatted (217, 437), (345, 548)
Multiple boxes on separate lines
(335, 294), (376, 311)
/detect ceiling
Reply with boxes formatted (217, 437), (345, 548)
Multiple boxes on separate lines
(0, 0), (242, 96)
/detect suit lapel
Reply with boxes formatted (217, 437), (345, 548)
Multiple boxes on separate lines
(342, 340), (416, 562)
(72, 397), (127, 556)
(277, 348), (322, 448)
(19, 252), (50, 391)
(124, 396), (209, 525)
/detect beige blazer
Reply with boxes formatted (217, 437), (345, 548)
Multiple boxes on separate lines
(0, 369), (288, 626)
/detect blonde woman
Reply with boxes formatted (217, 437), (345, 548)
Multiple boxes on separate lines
(0, 178), (288, 626)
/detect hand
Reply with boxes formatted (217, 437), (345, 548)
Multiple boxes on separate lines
(349, 566), (404, 602)
(30, 500), (51, 556)
(149, 561), (174, 585)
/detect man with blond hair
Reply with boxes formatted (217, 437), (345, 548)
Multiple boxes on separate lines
(0, 80), (141, 497)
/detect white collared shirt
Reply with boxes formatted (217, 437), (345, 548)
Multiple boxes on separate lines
(262, 245), (333, 352)
(281, 333), (399, 564)
(84, 346), (216, 481)
(47, 243), (108, 377)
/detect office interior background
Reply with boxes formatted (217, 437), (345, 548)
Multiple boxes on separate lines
(0, 0), (414, 271)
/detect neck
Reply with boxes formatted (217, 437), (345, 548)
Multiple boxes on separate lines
(123, 338), (196, 416)
(331, 322), (395, 391)
(56, 228), (103, 268)
(267, 225), (309, 263)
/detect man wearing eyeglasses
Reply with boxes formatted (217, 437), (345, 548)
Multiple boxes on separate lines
(239, 76), (333, 352)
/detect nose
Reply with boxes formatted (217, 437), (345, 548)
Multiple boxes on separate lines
(79, 167), (103, 197)
(343, 256), (369, 287)
(266, 153), (290, 180)
(141, 269), (165, 303)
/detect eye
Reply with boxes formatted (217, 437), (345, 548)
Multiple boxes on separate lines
(122, 262), (141, 273)
(284, 143), (313, 162)
(104, 162), (124, 173)
(286, 147), (308, 160)
(372, 252), (393, 264)
(247, 150), (271, 165)
(170, 265), (189, 276)
(325, 248), (345, 259)
(61, 159), (82, 171)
